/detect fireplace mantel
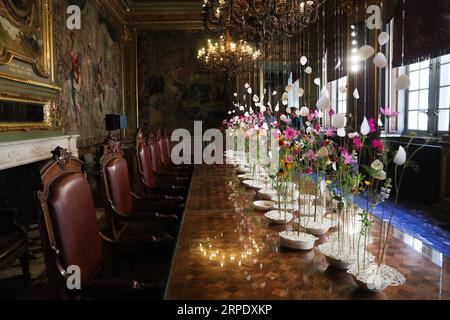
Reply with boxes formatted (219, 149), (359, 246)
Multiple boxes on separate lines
(0, 135), (79, 170)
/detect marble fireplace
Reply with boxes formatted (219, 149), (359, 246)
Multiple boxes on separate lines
(0, 135), (79, 225)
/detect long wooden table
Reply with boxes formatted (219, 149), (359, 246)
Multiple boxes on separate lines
(165, 165), (450, 300)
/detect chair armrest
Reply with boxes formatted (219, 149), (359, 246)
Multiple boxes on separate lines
(152, 183), (186, 192)
(154, 171), (189, 180)
(84, 279), (165, 299)
(133, 195), (184, 213)
(131, 211), (178, 224)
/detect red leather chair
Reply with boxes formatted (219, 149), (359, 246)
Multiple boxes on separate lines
(36, 147), (168, 299)
(157, 129), (192, 173)
(136, 130), (187, 198)
(149, 136), (190, 184)
(100, 139), (181, 243)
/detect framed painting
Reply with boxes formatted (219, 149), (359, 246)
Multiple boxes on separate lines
(0, 0), (53, 82)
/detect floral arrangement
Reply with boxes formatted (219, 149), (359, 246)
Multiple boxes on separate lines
(224, 77), (426, 292)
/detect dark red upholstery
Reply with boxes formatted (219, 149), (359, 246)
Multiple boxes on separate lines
(163, 137), (172, 164)
(37, 147), (175, 299)
(149, 143), (162, 173)
(104, 157), (134, 216)
(137, 143), (156, 188)
(100, 139), (179, 242)
(48, 172), (103, 287)
(158, 138), (169, 165)
(150, 141), (187, 178)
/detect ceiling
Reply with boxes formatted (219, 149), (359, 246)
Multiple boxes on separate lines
(106, 0), (204, 29)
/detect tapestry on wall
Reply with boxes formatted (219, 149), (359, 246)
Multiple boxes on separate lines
(53, 0), (122, 147)
(138, 30), (228, 133)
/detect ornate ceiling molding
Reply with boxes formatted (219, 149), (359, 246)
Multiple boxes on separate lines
(105, 0), (203, 29)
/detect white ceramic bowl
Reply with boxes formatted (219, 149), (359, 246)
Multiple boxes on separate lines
(253, 200), (276, 211)
(264, 210), (293, 224)
(258, 188), (278, 200)
(279, 231), (318, 250)
(237, 174), (252, 181)
(293, 217), (331, 236)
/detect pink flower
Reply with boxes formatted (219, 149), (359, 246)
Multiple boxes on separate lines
(311, 128), (320, 136)
(368, 118), (377, 133)
(307, 110), (318, 121)
(272, 130), (280, 139)
(380, 107), (400, 117)
(324, 128), (335, 137)
(305, 168), (313, 174)
(341, 148), (353, 165)
(372, 139), (383, 153)
(314, 122), (320, 130)
(305, 150), (317, 161)
(329, 109), (336, 117)
(284, 127), (298, 140)
(353, 135), (362, 150)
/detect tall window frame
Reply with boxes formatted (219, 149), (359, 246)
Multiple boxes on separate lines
(403, 55), (450, 136)
(330, 76), (348, 115)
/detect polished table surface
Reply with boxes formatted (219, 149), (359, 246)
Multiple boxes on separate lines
(165, 165), (450, 300)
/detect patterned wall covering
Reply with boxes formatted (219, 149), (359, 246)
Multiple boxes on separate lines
(137, 30), (228, 133)
(53, 0), (123, 147)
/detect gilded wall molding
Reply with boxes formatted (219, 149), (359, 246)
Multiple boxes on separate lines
(0, 72), (61, 91)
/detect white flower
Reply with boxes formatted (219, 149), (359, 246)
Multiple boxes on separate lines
(371, 159), (384, 171)
(393, 146), (407, 166)
(299, 106), (310, 117)
(373, 170), (387, 181)
(280, 114), (287, 122)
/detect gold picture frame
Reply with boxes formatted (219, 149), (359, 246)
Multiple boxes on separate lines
(0, 0), (53, 81)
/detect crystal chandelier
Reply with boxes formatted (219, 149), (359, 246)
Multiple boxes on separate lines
(202, 0), (326, 45)
(197, 32), (263, 75)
